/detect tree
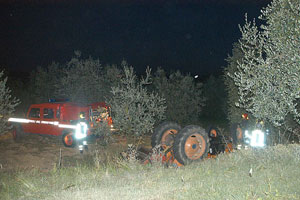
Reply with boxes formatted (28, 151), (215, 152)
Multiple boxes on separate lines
(58, 53), (105, 104)
(201, 74), (227, 125)
(153, 68), (205, 126)
(0, 70), (20, 134)
(29, 52), (121, 105)
(224, 43), (249, 125)
(29, 62), (63, 103)
(108, 62), (166, 136)
(102, 64), (122, 98)
(229, 0), (300, 128)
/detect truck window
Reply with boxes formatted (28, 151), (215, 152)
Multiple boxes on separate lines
(43, 108), (54, 119)
(29, 108), (40, 118)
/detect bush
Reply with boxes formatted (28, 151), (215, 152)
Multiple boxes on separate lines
(201, 74), (227, 126)
(224, 43), (250, 125)
(153, 68), (205, 126)
(228, 0), (300, 128)
(29, 62), (63, 103)
(0, 70), (20, 134)
(29, 51), (121, 104)
(108, 62), (166, 136)
(92, 122), (112, 146)
(58, 52), (105, 104)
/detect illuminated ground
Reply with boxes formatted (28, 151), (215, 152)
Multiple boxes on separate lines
(0, 133), (131, 172)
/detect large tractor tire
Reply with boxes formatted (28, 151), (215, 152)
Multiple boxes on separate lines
(12, 124), (24, 142)
(62, 130), (76, 148)
(151, 121), (181, 150)
(174, 125), (209, 165)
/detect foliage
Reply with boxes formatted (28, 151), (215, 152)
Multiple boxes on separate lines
(153, 68), (205, 126)
(92, 122), (112, 146)
(29, 62), (63, 103)
(224, 43), (250, 125)
(58, 53), (105, 104)
(108, 62), (166, 136)
(102, 64), (123, 97)
(6, 73), (32, 115)
(0, 71), (20, 134)
(29, 52), (122, 104)
(201, 74), (227, 125)
(229, 0), (300, 128)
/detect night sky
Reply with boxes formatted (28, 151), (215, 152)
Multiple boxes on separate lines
(0, 0), (271, 76)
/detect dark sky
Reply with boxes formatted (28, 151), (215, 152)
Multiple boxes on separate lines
(0, 0), (271, 76)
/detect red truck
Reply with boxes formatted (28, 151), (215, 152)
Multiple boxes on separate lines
(9, 100), (113, 152)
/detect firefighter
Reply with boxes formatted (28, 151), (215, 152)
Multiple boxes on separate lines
(74, 111), (89, 153)
(231, 113), (249, 149)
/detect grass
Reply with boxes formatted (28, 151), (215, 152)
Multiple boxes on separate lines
(1, 144), (300, 200)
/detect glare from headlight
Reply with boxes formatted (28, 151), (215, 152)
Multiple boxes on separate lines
(250, 129), (265, 147)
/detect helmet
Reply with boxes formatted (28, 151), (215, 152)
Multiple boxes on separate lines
(79, 112), (85, 119)
(242, 113), (249, 120)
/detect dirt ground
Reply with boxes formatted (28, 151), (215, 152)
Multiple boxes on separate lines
(0, 132), (133, 172)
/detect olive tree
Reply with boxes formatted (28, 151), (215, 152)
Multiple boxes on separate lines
(29, 62), (63, 103)
(0, 71), (20, 134)
(58, 53), (105, 104)
(201, 74), (227, 125)
(108, 62), (166, 136)
(153, 68), (205, 126)
(224, 43), (249, 125)
(228, 0), (300, 128)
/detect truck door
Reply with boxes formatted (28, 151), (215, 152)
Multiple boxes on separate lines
(22, 107), (41, 134)
(40, 107), (59, 135)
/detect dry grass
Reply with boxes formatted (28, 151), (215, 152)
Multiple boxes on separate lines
(1, 144), (300, 200)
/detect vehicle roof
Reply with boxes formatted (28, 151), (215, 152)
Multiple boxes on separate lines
(29, 102), (86, 108)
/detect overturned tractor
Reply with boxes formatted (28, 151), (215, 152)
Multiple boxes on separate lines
(149, 122), (232, 166)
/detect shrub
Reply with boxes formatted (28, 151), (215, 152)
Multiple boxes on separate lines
(92, 122), (112, 146)
(108, 62), (166, 136)
(224, 43), (250, 125)
(228, 0), (300, 128)
(58, 52), (105, 104)
(29, 62), (63, 103)
(153, 68), (205, 126)
(201, 74), (227, 125)
(30, 52), (122, 105)
(0, 70), (20, 134)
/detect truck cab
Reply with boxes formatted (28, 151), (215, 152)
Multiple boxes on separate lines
(21, 102), (89, 136)
(9, 100), (113, 151)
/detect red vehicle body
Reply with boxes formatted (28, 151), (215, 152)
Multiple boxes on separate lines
(20, 102), (90, 136)
(9, 101), (113, 148)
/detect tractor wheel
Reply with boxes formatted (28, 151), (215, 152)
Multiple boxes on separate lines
(151, 121), (181, 150)
(62, 130), (76, 148)
(12, 124), (24, 142)
(174, 125), (209, 165)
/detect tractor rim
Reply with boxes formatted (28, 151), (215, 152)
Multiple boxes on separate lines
(184, 133), (206, 160)
(161, 129), (177, 149)
(64, 133), (73, 146)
